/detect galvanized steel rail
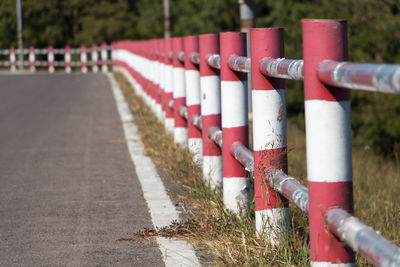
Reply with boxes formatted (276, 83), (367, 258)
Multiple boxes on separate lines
(190, 52), (200, 65)
(228, 55), (251, 73)
(206, 54), (220, 69)
(192, 114), (202, 130)
(327, 208), (400, 266)
(259, 58), (304, 80)
(318, 60), (400, 94)
(208, 126), (222, 148)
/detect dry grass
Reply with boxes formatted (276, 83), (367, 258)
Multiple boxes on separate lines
(115, 72), (399, 266)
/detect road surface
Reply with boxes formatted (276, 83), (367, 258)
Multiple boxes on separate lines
(0, 73), (164, 266)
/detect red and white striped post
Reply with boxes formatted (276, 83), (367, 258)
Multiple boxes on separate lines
(10, 47), (16, 72)
(302, 19), (354, 266)
(250, 28), (290, 244)
(159, 39), (166, 122)
(172, 37), (188, 147)
(48, 46), (54, 73)
(150, 40), (158, 113)
(220, 32), (250, 215)
(199, 33), (222, 189)
(91, 44), (98, 73)
(101, 42), (108, 72)
(184, 36), (202, 164)
(29, 46), (35, 72)
(154, 39), (163, 121)
(65, 46), (71, 73)
(80, 45), (88, 73)
(164, 38), (174, 134)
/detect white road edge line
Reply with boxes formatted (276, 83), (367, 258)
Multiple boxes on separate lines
(107, 72), (201, 267)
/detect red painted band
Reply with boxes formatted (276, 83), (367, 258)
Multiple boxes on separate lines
(202, 114), (221, 156)
(172, 37), (184, 68)
(222, 125), (248, 177)
(302, 19), (350, 101)
(184, 36), (199, 71)
(165, 92), (174, 118)
(308, 181), (354, 263)
(199, 34), (220, 77)
(165, 38), (172, 65)
(174, 97), (187, 128)
(254, 148), (289, 211)
(220, 32), (247, 82)
(250, 28), (285, 90)
(188, 105), (201, 138)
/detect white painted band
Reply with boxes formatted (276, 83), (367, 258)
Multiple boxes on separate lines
(165, 118), (174, 134)
(165, 65), (173, 93)
(173, 67), (186, 98)
(156, 103), (163, 122)
(185, 70), (201, 106)
(159, 62), (165, 91)
(305, 100), (352, 182)
(92, 52), (98, 61)
(101, 50), (107, 60)
(154, 61), (160, 85)
(252, 89), (287, 151)
(255, 208), (289, 245)
(81, 53), (87, 62)
(29, 53), (35, 62)
(174, 127), (188, 147)
(221, 80), (248, 128)
(48, 53), (54, 62)
(188, 138), (203, 165)
(200, 76), (221, 116)
(223, 177), (250, 215)
(65, 53), (71, 62)
(203, 155), (223, 189)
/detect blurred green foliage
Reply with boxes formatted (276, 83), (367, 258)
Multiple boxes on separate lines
(0, 0), (399, 156)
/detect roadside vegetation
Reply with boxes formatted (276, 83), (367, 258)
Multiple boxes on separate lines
(115, 72), (399, 266)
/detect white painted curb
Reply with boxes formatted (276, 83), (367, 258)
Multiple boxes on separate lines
(107, 72), (201, 267)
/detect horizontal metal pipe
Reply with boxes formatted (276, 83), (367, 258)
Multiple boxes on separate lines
(168, 99), (174, 109)
(230, 141), (254, 172)
(266, 169), (309, 212)
(178, 105), (188, 120)
(190, 52), (200, 65)
(178, 51), (185, 63)
(208, 126), (222, 148)
(319, 60), (400, 94)
(206, 54), (220, 69)
(259, 58), (304, 80)
(192, 114), (202, 130)
(228, 55), (251, 73)
(327, 208), (400, 266)
(0, 49), (10, 55)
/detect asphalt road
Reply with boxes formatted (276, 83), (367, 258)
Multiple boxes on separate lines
(0, 73), (164, 266)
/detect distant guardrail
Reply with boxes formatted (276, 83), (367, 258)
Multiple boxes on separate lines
(0, 42), (112, 73)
